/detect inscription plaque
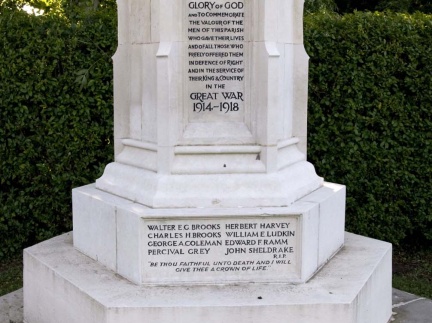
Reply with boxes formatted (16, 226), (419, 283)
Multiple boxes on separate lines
(143, 216), (299, 283)
(187, 0), (245, 122)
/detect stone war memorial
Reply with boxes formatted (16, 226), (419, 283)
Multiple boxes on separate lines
(24, 0), (392, 322)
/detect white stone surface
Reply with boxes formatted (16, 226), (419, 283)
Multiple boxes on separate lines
(73, 182), (345, 285)
(96, 160), (323, 208)
(12, 288), (432, 323)
(72, 189), (118, 272)
(24, 232), (392, 323)
(301, 182), (346, 266)
(97, 0), (320, 209)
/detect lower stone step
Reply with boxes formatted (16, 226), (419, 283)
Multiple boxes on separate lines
(23, 232), (392, 323)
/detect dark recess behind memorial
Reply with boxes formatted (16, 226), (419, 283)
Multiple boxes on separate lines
(305, 0), (432, 14)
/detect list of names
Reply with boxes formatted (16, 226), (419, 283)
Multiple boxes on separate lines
(144, 217), (298, 279)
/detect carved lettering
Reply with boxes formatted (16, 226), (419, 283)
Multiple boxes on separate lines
(144, 217), (298, 280)
(187, 0), (245, 118)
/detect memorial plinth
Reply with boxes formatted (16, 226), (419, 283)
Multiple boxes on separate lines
(97, 0), (322, 208)
(72, 182), (345, 285)
(24, 1), (392, 322)
(24, 232), (392, 323)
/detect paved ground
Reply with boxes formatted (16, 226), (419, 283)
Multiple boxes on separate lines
(391, 289), (432, 323)
(1, 288), (431, 323)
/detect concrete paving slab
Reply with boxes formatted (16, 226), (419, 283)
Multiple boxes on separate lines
(1, 288), (431, 323)
(391, 289), (432, 323)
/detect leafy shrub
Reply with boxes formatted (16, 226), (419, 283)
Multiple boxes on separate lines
(305, 11), (432, 245)
(0, 8), (116, 257)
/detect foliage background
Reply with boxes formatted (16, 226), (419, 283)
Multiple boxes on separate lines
(0, 1), (431, 259)
(305, 11), (432, 246)
(0, 4), (116, 257)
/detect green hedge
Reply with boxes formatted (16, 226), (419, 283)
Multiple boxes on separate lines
(0, 9), (431, 259)
(0, 8), (116, 257)
(305, 11), (432, 245)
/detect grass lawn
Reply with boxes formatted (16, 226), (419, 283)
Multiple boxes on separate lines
(0, 247), (431, 298)
(393, 247), (432, 299)
(0, 253), (23, 297)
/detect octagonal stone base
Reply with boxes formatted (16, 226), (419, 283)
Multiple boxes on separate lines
(24, 232), (392, 323)
(72, 182), (346, 285)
